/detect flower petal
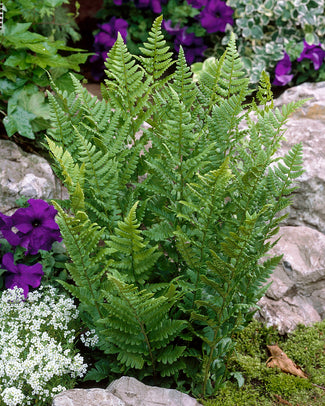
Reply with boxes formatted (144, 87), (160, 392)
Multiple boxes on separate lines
(2, 252), (17, 273)
(4, 274), (29, 298)
(19, 263), (44, 288)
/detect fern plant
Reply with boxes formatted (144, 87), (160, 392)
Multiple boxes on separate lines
(46, 16), (304, 397)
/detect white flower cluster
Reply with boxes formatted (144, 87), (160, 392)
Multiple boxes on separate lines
(1, 388), (25, 406)
(80, 329), (99, 348)
(0, 286), (87, 406)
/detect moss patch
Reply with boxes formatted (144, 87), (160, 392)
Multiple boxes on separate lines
(201, 320), (325, 406)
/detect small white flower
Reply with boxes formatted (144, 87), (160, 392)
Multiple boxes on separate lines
(51, 385), (67, 394)
(0, 286), (87, 405)
(1, 387), (25, 406)
(80, 329), (99, 348)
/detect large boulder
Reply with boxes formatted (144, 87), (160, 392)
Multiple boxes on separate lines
(0, 139), (66, 214)
(256, 225), (325, 334)
(106, 376), (202, 406)
(52, 388), (124, 406)
(254, 82), (325, 333)
(52, 376), (203, 406)
(273, 82), (325, 233)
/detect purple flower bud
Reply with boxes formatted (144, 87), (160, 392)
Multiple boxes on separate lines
(2, 252), (44, 298)
(273, 52), (294, 86)
(297, 40), (325, 71)
(198, 0), (234, 34)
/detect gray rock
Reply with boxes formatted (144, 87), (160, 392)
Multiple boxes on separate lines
(273, 82), (325, 233)
(52, 388), (125, 406)
(0, 139), (67, 213)
(51, 377), (203, 406)
(256, 225), (325, 334)
(106, 376), (203, 406)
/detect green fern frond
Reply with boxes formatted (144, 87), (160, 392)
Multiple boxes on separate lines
(118, 133), (150, 187)
(217, 32), (249, 99)
(104, 33), (150, 122)
(73, 125), (117, 194)
(100, 111), (129, 155)
(254, 70), (274, 112)
(138, 15), (174, 80)
(143, 221), (175, 241)
(219, 210), (264, 260)
(46, 137), (86, 212)
(47, 91), (77, 153)
(99, 276), (186, 374)
(197, 55), (225, 112)
(179, 158), (233, 236)
(157, 345), (186, 365)
(70, 73), (99, 118)
(208, 94), (245, 165)
(171, 46), (198, 108)
(269, 142), (304, 216)
(53, 202), (110, 319)
(108, 202), (161, 284)
(281, 143), (304, 179)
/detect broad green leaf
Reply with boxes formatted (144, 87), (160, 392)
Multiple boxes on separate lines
(3, 22), (32, 36)
(0, 77), (27, 96)
(3, 106), (36, 139)
(4, 52), (30, 69)
(25, 42), (57, 55)
(26, 92), (51, 120)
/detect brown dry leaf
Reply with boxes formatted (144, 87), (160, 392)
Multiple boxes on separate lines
(266, 344), (308, 379)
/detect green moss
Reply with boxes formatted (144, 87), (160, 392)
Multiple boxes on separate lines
(201, 384), (272, 406)
(282, 322), (325, 385)
(265, 373), (312, 396)
(234, 320), (284, 358)
(201, 319), (325, 406)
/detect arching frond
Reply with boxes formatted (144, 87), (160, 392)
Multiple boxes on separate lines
(138, 15), (174, 81)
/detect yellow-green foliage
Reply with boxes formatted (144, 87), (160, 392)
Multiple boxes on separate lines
(46, 16), (306, 397)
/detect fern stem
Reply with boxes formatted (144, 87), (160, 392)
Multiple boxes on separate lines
(131, 250), (137, 284)
(202, 329), (218, 396)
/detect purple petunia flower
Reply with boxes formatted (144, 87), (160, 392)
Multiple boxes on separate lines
(94, 19), (128, 49)
(113, 0), (129, 4)
(186, 0), (207, 9)
(2, 252), (44, 298)
(9, 199), (62, 255)
(174, 28), (208, 65)
(198, 0), (234, 34)
(297, 41), (325, 71)
(162, 19), (182, 35)
(134, 0), (163, 13)
(0, 213), (21, 246)
(273, 51), (294, 86)
(90, 17), (128, 81)
(163, 20), (207, 64)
